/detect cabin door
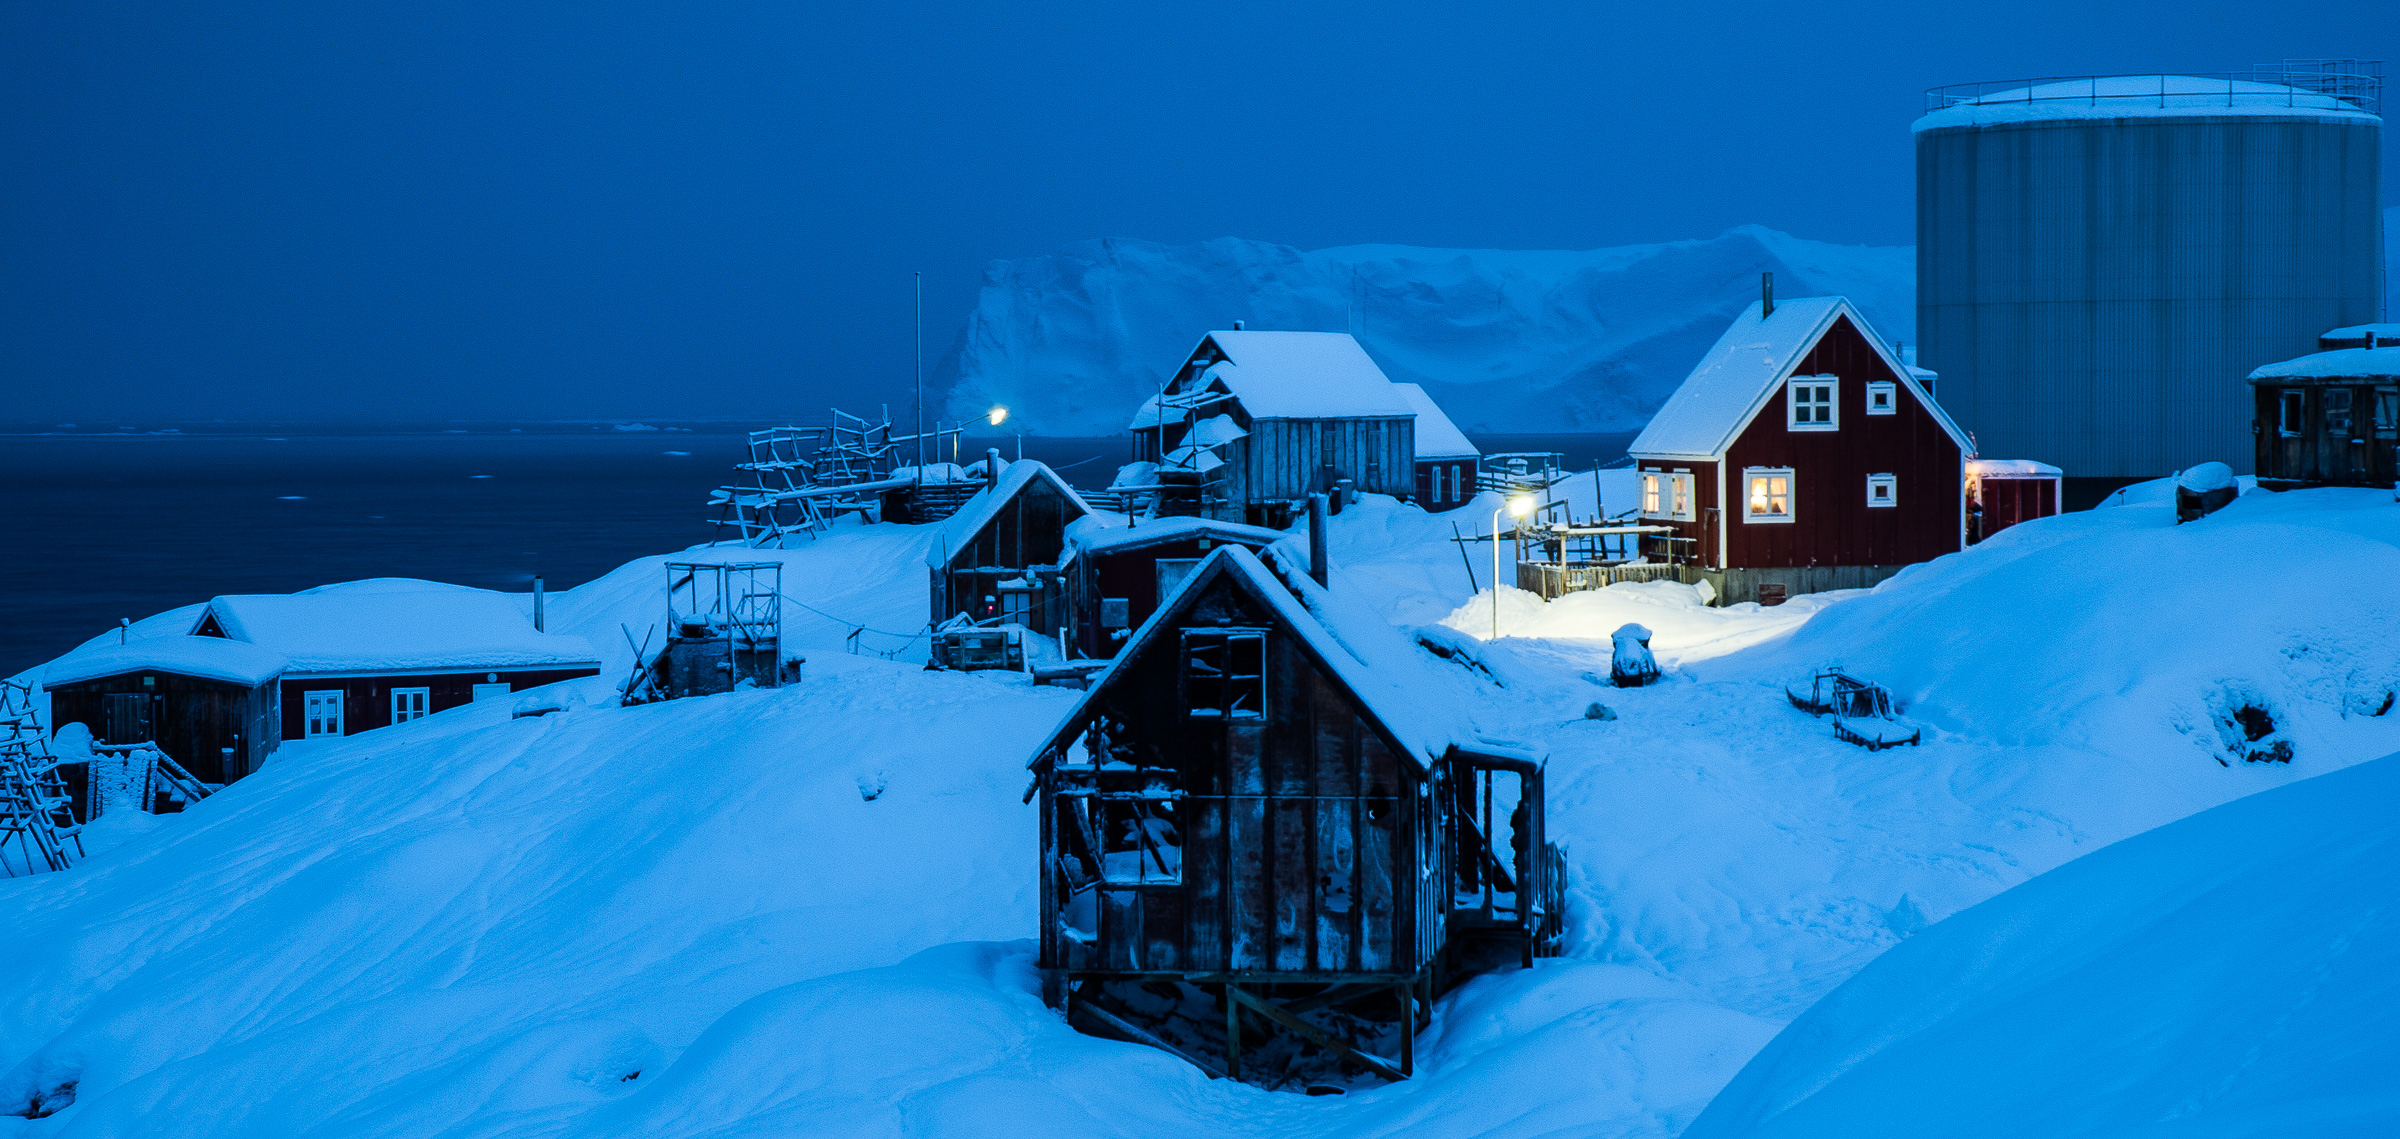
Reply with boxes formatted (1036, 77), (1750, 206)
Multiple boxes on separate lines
(102, 692), (153, 744)
(304, 690), (344, 738)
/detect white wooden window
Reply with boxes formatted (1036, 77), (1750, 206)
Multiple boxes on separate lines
(2278, 390), (2305, 437)
(1788, 376), (1837, 431)
(391, 687), (430, 723)
(1866, 473), (1897, 508)
(1865, 381), (1896, 415)
(1743, 468), (1795, 523)
(304, 690), (344, 738)
(1669, 473), (1694, 521)
(1641, 473), (1663, 518)
(472, 682), (512, 701)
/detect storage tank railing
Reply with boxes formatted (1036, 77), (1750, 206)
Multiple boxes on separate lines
(1925, 60), (2381, 116)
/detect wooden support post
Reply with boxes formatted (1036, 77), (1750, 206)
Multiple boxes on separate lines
(1223, 983), (1242, 1082)
(1396, 981), (1414, 1077)
(1229, 984), (1407, 1083)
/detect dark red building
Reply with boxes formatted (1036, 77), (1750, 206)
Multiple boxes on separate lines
(1967, 458), (2064, 542)
(1060, 516), (1286, 658)
(1396, 382), (1480, 512)
(1627, 295), (1968, 604)
(192, 585), (601, 742)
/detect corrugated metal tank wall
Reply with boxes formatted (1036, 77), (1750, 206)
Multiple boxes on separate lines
(1919, 111), (2382, 477)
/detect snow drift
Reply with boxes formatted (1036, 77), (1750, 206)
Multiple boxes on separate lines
(939, 227), (1914, 435)
(1683, 751), (2400, 1138)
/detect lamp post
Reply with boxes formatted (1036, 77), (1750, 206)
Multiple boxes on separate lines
(1493, 494), (1535, 639)
(988, 406), (1018, 461)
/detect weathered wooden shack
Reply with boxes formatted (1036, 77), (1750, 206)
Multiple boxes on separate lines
(1028, 544), (1563, 1081)
(1130, 331), (1417, 527)
(1627, 294), (1969, 604)
(926, 460), (1091, 632)
(2248, 346), (2400, 490)
(1060, 516), (1286, 658)
(1967, 458), (2064, 542)
(1395, 382), (1480, 512)
(42, 637), (288, 785)
(192, 587), (601, 740)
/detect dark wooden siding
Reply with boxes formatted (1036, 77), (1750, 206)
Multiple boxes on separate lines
(49, 672), (278, 783)
(1722, 316), (1962, 570)
(1974, 477), (2059, 540)
(1415, 459), (1477, 511)
(2254, 380), (2396, 487)
(1221, 417), (1415, 519)
(1067, 532), (1279, 657)
(932, 475), (1085, 628)
(278, 667), (597, 739)
(1043, 570), (1421, 978)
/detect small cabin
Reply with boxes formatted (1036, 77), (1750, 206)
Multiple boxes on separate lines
(1130, 331), (1417, 527)
(1967, 459), (2064, 542)
(1028, 544), (1563, 1080)
(2248, 346), (2400, 490)
(193, 585), (602, 741)
(2317, 323), (2400, 351)
(1627, 294), (1968, 605)
(1396, 382), (1480, 512)
(43, 637), (289, 786)
(1059, 516), (1286, 658)
(925, 460), (1091, 633)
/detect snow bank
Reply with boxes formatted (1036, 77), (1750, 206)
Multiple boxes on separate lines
(940, 228), (1913, 435)
(1684, 752), (2400, 1138)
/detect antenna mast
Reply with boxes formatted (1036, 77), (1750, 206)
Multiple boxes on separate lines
(914, 271), (925, 484)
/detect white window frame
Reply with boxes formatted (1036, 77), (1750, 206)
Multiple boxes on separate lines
(1866, 473), (1898, 508)
(1743, 467), (1796, 524)
(2278, 390), (2305, 437)
(1865, 381), (1896, 415)
(1640, 473), (1663, 518)
(1668, 473), (1694, 521)
(1787, 375), (1838, 431)
(304, 690), (344, 738)
(472, 682), (512, 702)
(391, 686), (430, 724)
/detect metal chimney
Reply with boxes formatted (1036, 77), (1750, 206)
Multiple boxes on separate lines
(986, 448), (1004, 485)
(533, 576), (545, 632)
(1307, 493), (1330, 588)
(1762, 272), (1774, 319)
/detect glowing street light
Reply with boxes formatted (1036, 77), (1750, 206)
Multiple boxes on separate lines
(987, 406), (1008, 427)
(1493, 494), (1536, 639)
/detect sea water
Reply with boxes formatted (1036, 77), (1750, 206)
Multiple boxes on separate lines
(1, 426), (1628, 677)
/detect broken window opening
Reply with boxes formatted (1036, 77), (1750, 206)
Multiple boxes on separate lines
(1182, 629), (1266, 719)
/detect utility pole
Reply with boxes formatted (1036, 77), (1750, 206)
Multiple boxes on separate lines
(914, 272), (925, 485)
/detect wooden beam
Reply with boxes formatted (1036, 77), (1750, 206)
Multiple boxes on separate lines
(1227, 984), (1406, 1083)
(1072, 995), (1226, 1080)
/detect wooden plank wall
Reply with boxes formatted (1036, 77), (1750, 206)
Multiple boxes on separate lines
(1238, 417), (1417, 505)
(48, 674), (276, 784)
(2255, 381), (2395, 486)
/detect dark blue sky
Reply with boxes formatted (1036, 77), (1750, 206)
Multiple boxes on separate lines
(4, 1), (2390, 424)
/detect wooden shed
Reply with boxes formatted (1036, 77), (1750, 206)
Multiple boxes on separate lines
(1060, 516), (1286, 658)
(2247, 346), (2400, 490)
(1967, 458), (2064, 542)
(926, 460), (1091, 633)
(192, 585), (602, 741)
(1395, 382), (1481, 512)
(42, 637), (288, 786)
(1626, 294), (1968, 604)
(1130, 331), (1417, 527)
(1027, 544), (1563, 1081)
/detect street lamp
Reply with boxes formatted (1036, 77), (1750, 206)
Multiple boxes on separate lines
(988, 406), (1021, 461)
(1493, 494), (1535, 639)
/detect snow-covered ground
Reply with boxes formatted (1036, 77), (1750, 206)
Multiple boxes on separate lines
(5, 484), (2396, 1136)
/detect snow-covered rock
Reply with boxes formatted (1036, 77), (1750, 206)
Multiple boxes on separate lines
(939, 227), (1914, 435)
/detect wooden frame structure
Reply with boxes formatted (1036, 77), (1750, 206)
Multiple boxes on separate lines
(1027, 545), (1564, 1084)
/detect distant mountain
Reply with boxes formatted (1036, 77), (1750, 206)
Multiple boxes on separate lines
(936, 226), (1916, 436)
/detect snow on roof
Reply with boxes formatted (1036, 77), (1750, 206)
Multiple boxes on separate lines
(199, 588), (598, 675)
(1065, 514), (1288, 555)
(1630, 297), (1968, 461)
(1914, 76), (2379, 132)
(43, 636), (289, 689)
(1160, 445), (1225, 472)
(1185, 330), (1416, 420)
(1393, 382), (1479, 460)
(1035, 544), (1465, 772)
(2248, 346), (2400, 381)
(1181, 414), (1248, 448)
(923, 460), (1092, 569)
(1127, 393), (1164, 431)
(1968, 458), (2063, 478)
(2323, 323), (2400, 342)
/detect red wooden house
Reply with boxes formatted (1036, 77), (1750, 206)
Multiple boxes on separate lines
(192, 584), (601, 741)
(1059, 515), (1287, 658)
(1627, 295), (1968, 604)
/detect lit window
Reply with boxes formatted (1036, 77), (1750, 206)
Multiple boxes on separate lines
(2278, 390), (2305, 437)
(1641, 473), (1662, 517)
(1669, 473), (1694, 521)
(1182, 629), (1265, 718)
(1866, 473), (1897, 508)
(2325, 389), (2354, 438)
(1865, 381), (1896, 415)
(1788, 377), (1837, 431)
(1744, 467), (1795, 523)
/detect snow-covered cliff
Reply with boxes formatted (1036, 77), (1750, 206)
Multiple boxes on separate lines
(938, 226), (1915, 435)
